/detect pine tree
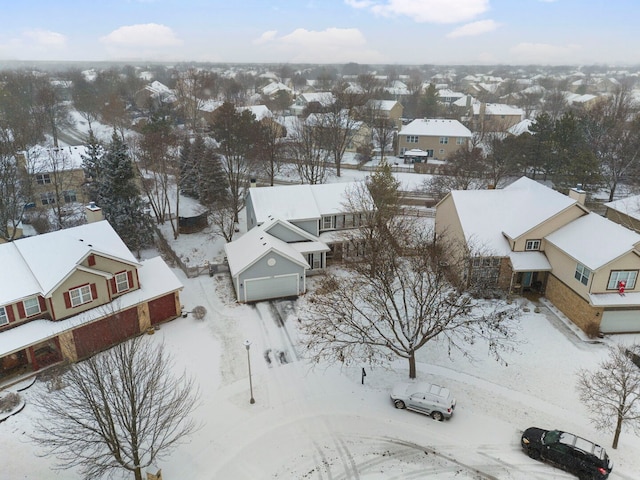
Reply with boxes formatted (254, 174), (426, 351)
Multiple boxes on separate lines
(178, 135), (197, 198)
(96, 131), (153, 256)
(81, 129), (103, 202)
(197, 137), (229, 207)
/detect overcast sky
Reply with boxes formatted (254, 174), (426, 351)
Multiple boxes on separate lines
(1, 0), (637, 66)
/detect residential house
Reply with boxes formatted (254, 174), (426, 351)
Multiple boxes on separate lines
(366, 99), (404, 130)
(17, 145), (92, 213)
(603, 194), (640, 233)
(0, 220), (182, 385)
(289, 92), (335, 116)
(397, 118), (472, 160)
(435, 177), (640, 334)
(305, 111), (371, 153)
(467, 101), (525, 132)
(133, 80), (177, 110)
(225, 182), (371, 303)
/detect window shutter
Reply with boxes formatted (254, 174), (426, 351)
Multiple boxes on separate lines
(17, 302), (25, 319)
(110, 277), (117, 293)
(38, 296), (46, 312)
(6, 305), (15, 323)
(90, 283), (97, 300)
(88, 255), (96, 266)
(127, 270), (134, 289)
(63, 292), (71, 308)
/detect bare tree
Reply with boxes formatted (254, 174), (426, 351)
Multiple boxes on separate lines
(255, 117), (285, 186)
(286, 118), (332, 184)
(208, 198), (237, 243)
(0, 128), (32, 241)
(362, 100), (397, 163)
(577, 344), (640, 449)
(36, 80), (73, 148)
(299, 168), (519, 378)
(32, 335), (199, 480)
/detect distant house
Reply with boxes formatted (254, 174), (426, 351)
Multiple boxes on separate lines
(397, 119), (472, 160)
(289, 92), (335, 116)
(225, 182), (371, 303)
(134, 81), (177, 110)
(603, 195), (640, 233)
(435, 177), (640, 334)
(366, 99), (404, 129)
(0, 220), (182, 385)
(467, 101), (524, 132)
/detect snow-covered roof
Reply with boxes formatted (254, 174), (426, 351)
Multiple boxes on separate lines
(366, 99), (400, 112)
(21, 145), (93, 173)
(247, 182), (364, 225)
(604, 194), (640, 221)
(509, 251), (552, 272)
(0, 256), (181, 357)
(238, 105), (273, 121)
(224, 222), (310, 277)
(471, 103), (524, 117)
(545, 212), (640, 271)
(508, 119), (533, 136)
(448, 177), (578, 255)
(399, 119), (472, 138)
(1, 220), (139, 303)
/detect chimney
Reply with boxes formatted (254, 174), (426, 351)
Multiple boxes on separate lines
(85, 202), (104, 223)
(250, 178), (257, 188)
(568, 184), (587, 205)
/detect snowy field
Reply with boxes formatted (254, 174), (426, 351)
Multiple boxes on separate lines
(2, 232), (640, 479)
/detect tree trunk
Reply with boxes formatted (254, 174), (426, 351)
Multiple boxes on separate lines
(612, 411), (623, 449)
(408, 351), (416, 379)
(134, 466), (143, 480)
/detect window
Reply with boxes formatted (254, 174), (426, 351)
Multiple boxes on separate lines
(40, 192), (56, 205)
(607, 270), (638, 290)
(23, 297), (41, 317)
(69, 285), (93, 307)
(439, 149), (445, 155)
(115, 272), (131, 293)
(35, 173), (51, 185)
(63, 190), (77, 203)
(406, 135), (418, 143)
(439, 137), (449, 144)
(0, 307), (8, 326)
(456, 137), (466, 145)
(525, 239), (541, 251)
(575, 263), (591, 286)
(322, 216), (334, 230)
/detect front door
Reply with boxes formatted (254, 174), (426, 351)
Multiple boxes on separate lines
(522, 271), (533, 288)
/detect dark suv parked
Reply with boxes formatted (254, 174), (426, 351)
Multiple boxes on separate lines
(521, 427), (613, 480)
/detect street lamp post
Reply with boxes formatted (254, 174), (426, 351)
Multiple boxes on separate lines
(244, 340), (255, 404)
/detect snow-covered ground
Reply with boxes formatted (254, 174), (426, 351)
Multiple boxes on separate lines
(2, 224), (640, 479)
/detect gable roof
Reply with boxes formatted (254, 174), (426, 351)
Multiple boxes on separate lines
(399, 119), (472, 138)
(604, 194), (640, 221)
(545, 212), (640, 270)
(446, 176), (579, 255)
(247, 182), (364, 225)
(1, 220), (139, 303)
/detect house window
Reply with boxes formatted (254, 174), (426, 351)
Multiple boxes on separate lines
(115, 272), (131, 293)
(23, 297), (41, 317)
(439, 149), (445, 155)
(574, 263), (591, 286)
(0, 306), (8, 326)
(456, 137), (465, 145)
(525, 240), (541, 251)
(36, 173), (51, 185)
(322, 216), (334, 230)
(439, 137), (449, 144)
(63, 190), (77, 203)
(607, 271), (638, 290)
(70, 285), (93, 307)
(40, 192), (56, 205)
(406, 135), (418, 143)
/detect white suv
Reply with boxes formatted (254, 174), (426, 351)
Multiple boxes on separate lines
(390, 382), (456, 421)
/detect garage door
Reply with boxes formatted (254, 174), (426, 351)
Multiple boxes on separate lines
(244, 274), (299, 303)
(600, 310), (640, 333)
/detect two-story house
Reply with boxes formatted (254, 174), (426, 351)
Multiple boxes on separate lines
(435, 177), (640, 335)
(397, 119), (472, 160)
(0, 220), (182, 385)
(225, 182), (370, 303)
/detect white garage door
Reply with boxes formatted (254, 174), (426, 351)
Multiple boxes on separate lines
(600, 310), (640, 333)
(244, 274), (299, 303)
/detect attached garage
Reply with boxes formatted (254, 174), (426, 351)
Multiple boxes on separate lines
(600, 309), (640, 334)
(148, 293), (178, 325)
(244, 274), (299, 303)
(73, 307), (139, 359)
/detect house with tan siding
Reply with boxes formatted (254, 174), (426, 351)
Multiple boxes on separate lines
(0, 220), (182, 386)
(435, 177), (640, 335)
(397, 119), (472, 160)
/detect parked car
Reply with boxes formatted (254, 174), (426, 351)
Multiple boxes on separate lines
(521, 427), (613, 480)
(390, 382), (456, 421)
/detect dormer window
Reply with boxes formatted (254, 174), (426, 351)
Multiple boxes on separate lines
(115, 272), (131, 293)
(525, 239), (541, 251)
(23, 297), (41, 317)
(70, 285), (94, 307)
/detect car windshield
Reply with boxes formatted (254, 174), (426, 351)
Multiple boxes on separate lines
(542, 430), (561, 445)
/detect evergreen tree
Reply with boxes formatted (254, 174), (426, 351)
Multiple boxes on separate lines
(196, 136), (228, 207)
(178, 135), (197, 198)
(81, 129), (103, 202)
(96, 131), (153, 256)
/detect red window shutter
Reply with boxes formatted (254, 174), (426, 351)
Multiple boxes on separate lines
(38, 296), (47, 312)
(110, 277), (117, 293)
(63, 292), (71, 308)
(17, 302), (25, 319)
(90, 283), (97, 300)
(127, 270), (134, 289)
(6, 305), (15, 322)
(88, 255), (96, 266)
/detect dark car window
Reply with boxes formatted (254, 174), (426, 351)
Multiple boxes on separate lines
(542, 430), (561, 445)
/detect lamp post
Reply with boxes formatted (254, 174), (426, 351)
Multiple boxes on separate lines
(244, 340), (255, 404)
